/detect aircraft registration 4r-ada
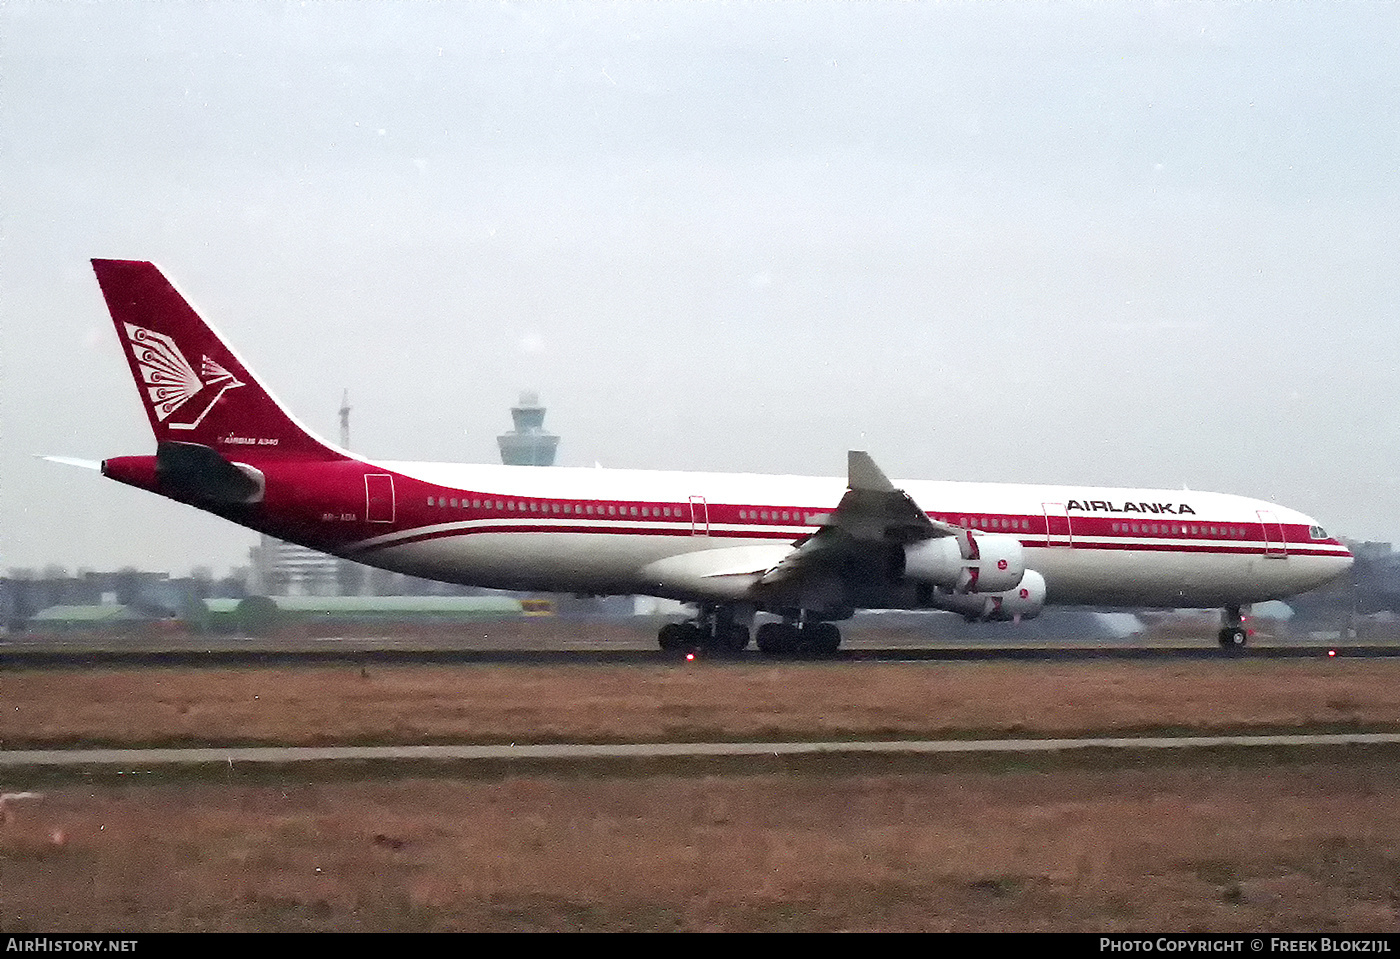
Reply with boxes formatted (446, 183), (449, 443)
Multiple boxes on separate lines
(75, 259), (1352, 654)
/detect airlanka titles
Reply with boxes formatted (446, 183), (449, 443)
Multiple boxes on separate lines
(1067, 499), (1196, 515)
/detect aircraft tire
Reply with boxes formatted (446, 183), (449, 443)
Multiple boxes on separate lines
(756, 622), (797, 655)
(720, 624), (751, 653)
(658, 623), (685, 651)
(1217, 626), (1248, 649)
(808, 622), (842, 656)
(660, 622), (703, 652)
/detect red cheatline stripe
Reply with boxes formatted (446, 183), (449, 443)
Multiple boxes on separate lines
(349, 522), (1348, 558)
(406, 488), (1336, 549)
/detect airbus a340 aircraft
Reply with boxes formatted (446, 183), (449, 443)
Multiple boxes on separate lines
(80, 259), (1352, 653)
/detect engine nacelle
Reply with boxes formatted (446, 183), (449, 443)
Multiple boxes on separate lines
(940, 569), (1046, 622)
(902, 532), (1025, 594)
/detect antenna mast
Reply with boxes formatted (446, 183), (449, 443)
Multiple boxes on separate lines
(339, 390), (351, 450)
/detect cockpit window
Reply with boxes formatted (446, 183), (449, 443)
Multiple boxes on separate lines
(1309, 525), (1328, 540)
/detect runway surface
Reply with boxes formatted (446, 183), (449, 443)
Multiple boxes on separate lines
(7, 732), (1400, 771)
(1, 642), (1395, 667)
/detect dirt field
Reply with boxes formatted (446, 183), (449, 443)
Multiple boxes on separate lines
(2, 658), (1399, 748)
(3, 658), (1400, 931)
(2, 764), (1398, 932)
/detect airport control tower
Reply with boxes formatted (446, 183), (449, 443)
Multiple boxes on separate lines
(497, 391), (559, 466)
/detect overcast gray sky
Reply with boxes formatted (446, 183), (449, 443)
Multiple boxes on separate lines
(2, 1), (1397, 577)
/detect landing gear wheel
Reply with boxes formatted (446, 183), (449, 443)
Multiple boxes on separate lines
(795, 621), (834, 658)
(658, 622), (702, 652)
(804, 622), (842, 657)
(756, 622), (799, 655)
(716, 623), (751, 654)
(1217, 626), (1248, 649)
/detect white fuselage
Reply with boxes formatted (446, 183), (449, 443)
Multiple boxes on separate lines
(343, 462), (1351, 610)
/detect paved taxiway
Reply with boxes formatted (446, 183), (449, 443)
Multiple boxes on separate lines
(6, 732), (1400, 772)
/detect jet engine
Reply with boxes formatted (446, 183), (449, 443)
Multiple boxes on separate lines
(939, 569), (1047, 622)
(901, 531), (1025, 593)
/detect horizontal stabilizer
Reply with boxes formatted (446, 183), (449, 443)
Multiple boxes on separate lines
(155, 441), (265, 504)
(38, 455), (101, 471)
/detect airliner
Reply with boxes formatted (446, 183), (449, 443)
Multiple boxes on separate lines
(79, 259), (1352, 654)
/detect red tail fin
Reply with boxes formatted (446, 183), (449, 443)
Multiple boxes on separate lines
(92, 259), (343, 462)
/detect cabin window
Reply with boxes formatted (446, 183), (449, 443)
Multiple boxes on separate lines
(608, 506), (617, 516)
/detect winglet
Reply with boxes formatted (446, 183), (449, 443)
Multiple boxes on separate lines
(848, 450), (896, 492)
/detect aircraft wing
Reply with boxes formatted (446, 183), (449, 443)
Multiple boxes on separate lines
(757, 451), (958, 592)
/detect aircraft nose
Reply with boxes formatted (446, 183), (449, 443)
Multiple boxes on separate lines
(1325, 539), (1355, 583)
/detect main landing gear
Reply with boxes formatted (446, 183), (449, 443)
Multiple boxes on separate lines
(656, 607), (845, 657)
(658, 605), (750, 655)
(755, 619), (842, 657)
(1218, 605), (1248, 649)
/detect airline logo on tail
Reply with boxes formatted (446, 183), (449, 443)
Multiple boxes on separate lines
(122, 322), (243, 430)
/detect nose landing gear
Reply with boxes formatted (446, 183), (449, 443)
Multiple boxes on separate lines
(1218, 605), (1248, 649)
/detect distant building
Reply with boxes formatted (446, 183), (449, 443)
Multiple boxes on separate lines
(1347, 540), (1394, 563)
(497, 391), (559, 466)
(248, 390), (362, 597)
(249, 534), (340, 597)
